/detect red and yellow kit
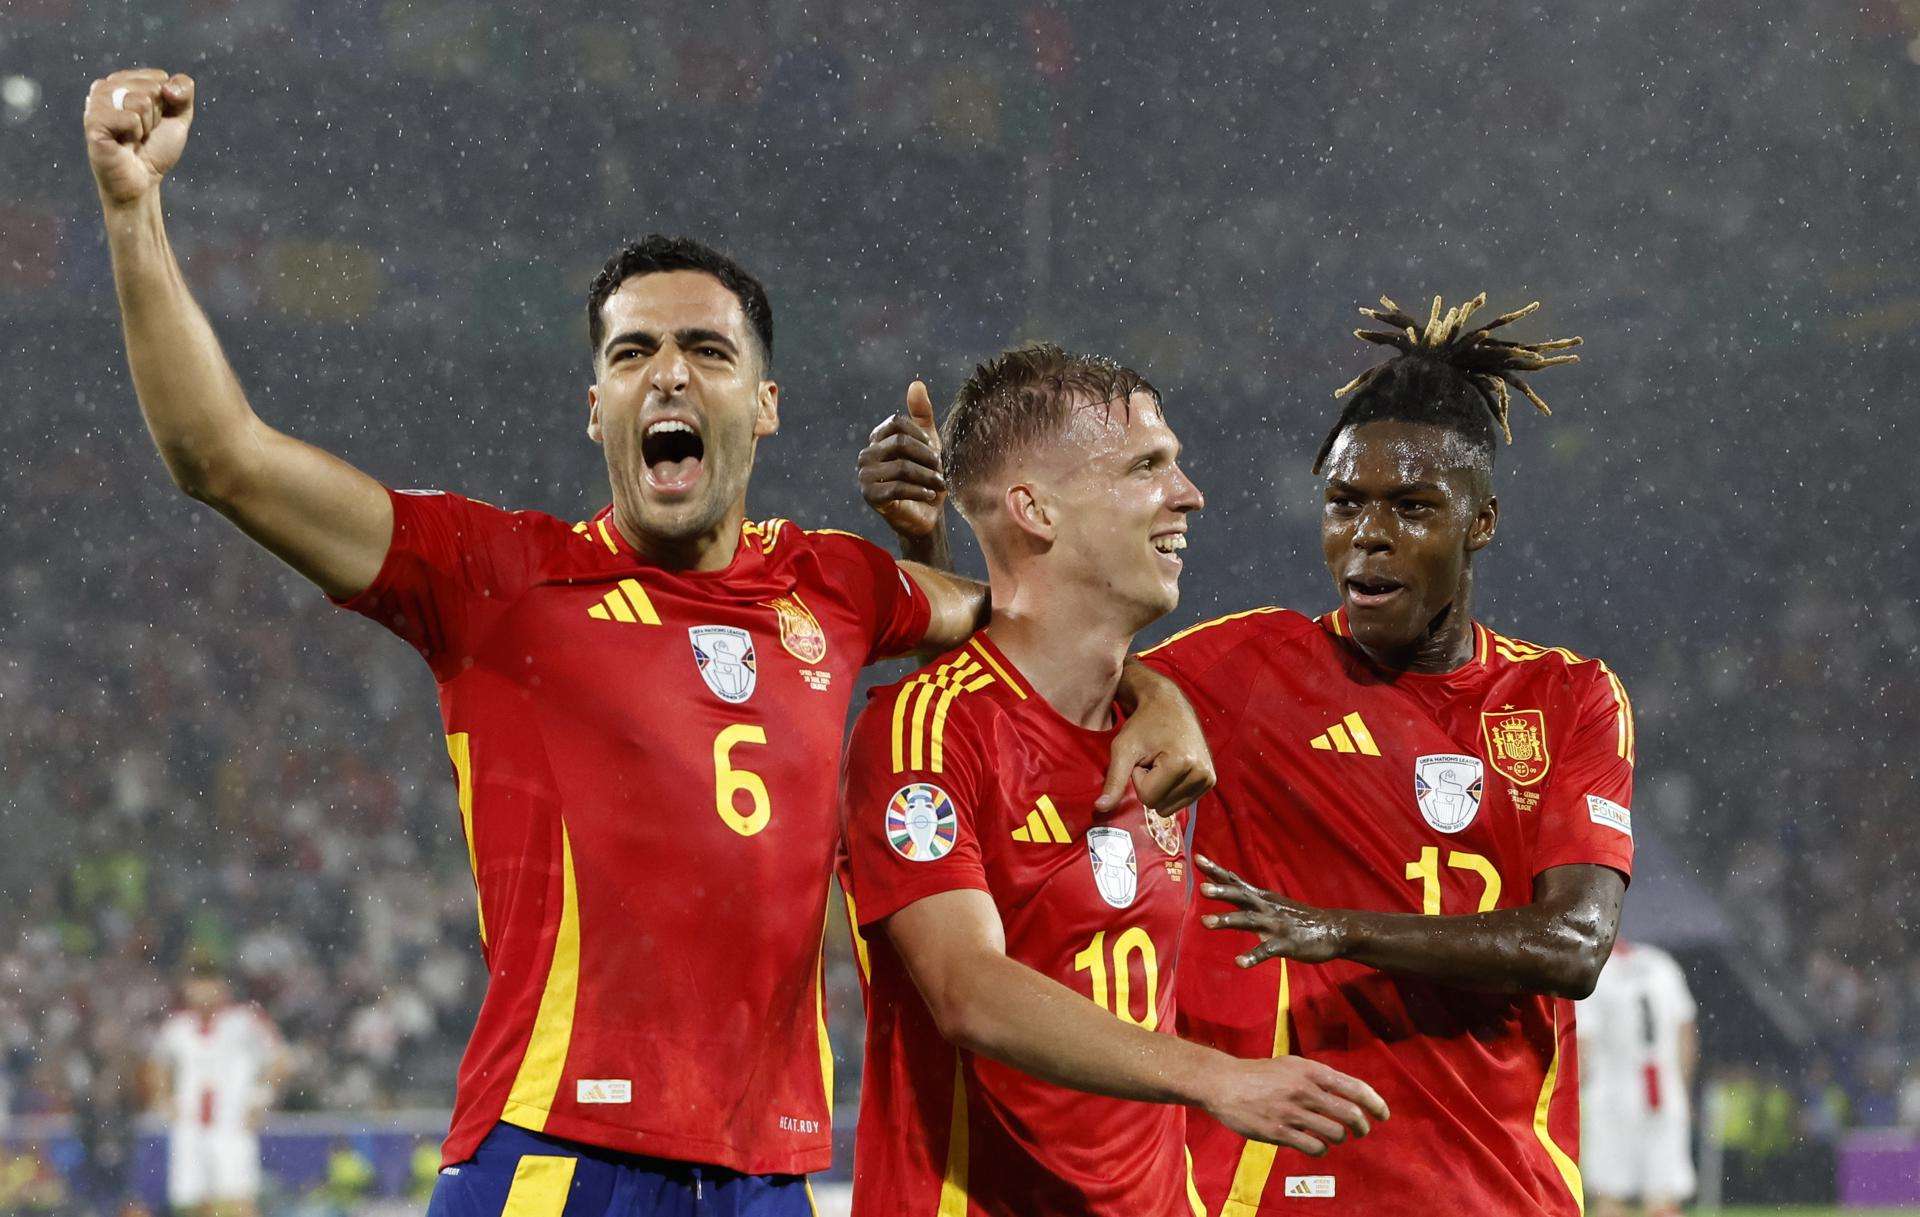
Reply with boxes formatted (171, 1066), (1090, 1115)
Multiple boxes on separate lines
(336, 488), (929, 1173)
(839, 632), (1205, 1217)
(1143, 608), (1634, 1216)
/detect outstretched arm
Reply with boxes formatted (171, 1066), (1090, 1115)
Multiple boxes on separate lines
(85, 70), (391, 600)
(887, 889), (1388, 1156)
(1198, 859), (1624, 1000)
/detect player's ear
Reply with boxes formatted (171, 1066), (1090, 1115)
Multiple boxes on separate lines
(587, 385), (603, 444)
(753, 379), (780, 439)
(1466, 494), (1498, 553)
(1006, 482), (1054, 543)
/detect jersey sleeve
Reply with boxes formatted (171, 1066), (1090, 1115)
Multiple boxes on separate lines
(333, 488), (554, 680)
(806, 529), (932, 663)
(1138, 612), (1269, 752)
(838, 690), (990, 927)
(1533, 665), (1636, 881)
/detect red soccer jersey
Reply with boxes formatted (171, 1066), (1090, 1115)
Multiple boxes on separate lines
(839, 633), (1205, 1217)
(337, 488), (929, 1173)
(1143, 608), (1634, 1216)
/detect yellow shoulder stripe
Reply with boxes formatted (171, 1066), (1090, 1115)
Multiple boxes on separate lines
(1490, 632), (1636, 764)
(891, 654), (995, 773)
(1140, 606), (1286, 656)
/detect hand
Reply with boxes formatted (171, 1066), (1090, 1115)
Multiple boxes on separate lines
(858, 380), (947, 542)
(84, 70), (196, 208)
(1198, 1053), (1388, 1155)
(1198, 856), (1348, 966)
(1099, 667), (1215, 813)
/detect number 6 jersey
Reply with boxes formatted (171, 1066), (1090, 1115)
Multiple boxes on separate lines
(1143, 607), (1634, 1217)
(335, 488), (928, 1173)
(838, 631), (1203, 1217)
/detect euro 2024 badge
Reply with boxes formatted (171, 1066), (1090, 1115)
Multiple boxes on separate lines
(1087, 826), (1139, 909)
(887, 783), (958, 862)
(689, 625), (757, 704)
(1413, 754), (1484, 834)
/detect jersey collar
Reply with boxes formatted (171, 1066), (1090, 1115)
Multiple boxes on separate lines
(1318, 609), (1492, 678)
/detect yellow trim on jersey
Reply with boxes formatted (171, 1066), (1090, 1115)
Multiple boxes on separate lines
(1221, 960), (1289, 1216)
(890, 654), (993, 773)
(593, 518), (620, 555)
(815, 906), (834, 1116)
(1489, 631), (1636, 764)
(444, 734), (487, 946)
(1185, 1147), (1209, 1217)
(500, 1154), (577, 1217)
(571, 521), (589, 535)
(843, 888), (872, 982)
(1141, 606), (1287, 656)
(937, 1057), (970, 1217)
(742, 517), (790, 554)
(965, 637), (1027, 699)
(501, 823), (580, 1131)
(1533, 1004), (1586, 1215)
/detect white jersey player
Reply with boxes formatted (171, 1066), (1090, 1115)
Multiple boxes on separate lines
(1578, 940), (1699, 1217)
(148, 975), (287, 1217)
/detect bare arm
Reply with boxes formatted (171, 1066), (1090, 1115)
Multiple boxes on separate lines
(85, 70), (391, 600)
(1199, 859), (1625, 1000)
(887, 888), (1388, 1155)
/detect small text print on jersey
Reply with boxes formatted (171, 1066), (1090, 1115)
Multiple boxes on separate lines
(689, 625), (758, 703)
(1586, 793), (1632, 837)
(1414, 754), (1484, 834)
(1087, 826), (1139, 909)
(887, 783), (959, 861)
(1285, 1176), (1336, 1198)
(576, 1079), (632, 1104)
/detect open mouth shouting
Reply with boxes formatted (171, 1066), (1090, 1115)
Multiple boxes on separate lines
(1344, 573), (1406, 610)
(641, 417), (706, 496)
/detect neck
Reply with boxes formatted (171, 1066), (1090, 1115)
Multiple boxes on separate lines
(1358, 570), (1477, 674)
(611, 501), (744, 572)
(985, 577), (1139, 730)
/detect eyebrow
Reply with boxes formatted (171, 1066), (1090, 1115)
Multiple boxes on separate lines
(1326, 478), (1446, 496)
(601, 327), (738, 358)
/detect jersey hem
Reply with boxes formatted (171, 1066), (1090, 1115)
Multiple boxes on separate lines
(493, 1108), (832, 1176)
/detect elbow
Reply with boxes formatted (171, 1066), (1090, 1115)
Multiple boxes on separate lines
(161, 444), (249, 510)
(1541, 931), (1612, 1000)
(925, 987), (996, 1056)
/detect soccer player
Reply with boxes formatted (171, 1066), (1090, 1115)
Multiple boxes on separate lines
(148, 970), (288, 1217)
(1579, 940), (1699, 1217)
(83, 71), (1211, 1217)
(840, 346), (1388, 1216)
(860, 295), (1633, 1215)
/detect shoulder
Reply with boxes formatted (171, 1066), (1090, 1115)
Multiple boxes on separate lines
(1142, 605), (1319, 671)
(854, 638), (1017, 758)
(1484, 627), (1632, 710)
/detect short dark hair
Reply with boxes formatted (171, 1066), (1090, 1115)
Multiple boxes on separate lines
(587, 235), (774, 369)
(943, 342), (1159, 516)
(1314, 293), (1581, 474)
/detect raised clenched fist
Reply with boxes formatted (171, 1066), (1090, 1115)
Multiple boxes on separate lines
(83, 70), (196, 207)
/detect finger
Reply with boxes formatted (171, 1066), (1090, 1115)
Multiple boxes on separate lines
(1237, 939), (1290, 968)
(1319, 1071), (1391, 1122)
(870, 458), (944, 490)
(1274, 1129), (1328, 1158)
(86, 97), (142, 146)
(1288, 1111), (1350, 1146)
(1129, 754), (1174, 813)
(1195, 855), (1250, 889)
(1096, 742), (1145, 812)
(1152, 763), (1213, 813)
(861, 431), (941, 471)
(1198, 885), (1264, 912)
(867, 482), (941, 505)
(1302, 1092), (1372, 1138)
(160, 73), (195, 116)
(1200, 909), (1271, 931)
(906, 379), (937, 434)
(866, 412), (920, 444)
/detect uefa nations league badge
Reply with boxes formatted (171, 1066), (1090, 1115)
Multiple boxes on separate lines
(1087, 826), (1139, 908)
(689, 625), (757, 703)
(1413, 754), (1484, 833)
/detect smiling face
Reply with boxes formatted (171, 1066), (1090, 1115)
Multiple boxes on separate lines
(1019, 392), (1205, 628)
(589, 270), (778, 557)
(1319, 419), (1497, 662)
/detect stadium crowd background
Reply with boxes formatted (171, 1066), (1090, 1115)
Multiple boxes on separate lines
(3, 0), (1919, 1205)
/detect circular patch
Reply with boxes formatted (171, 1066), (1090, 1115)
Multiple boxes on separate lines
(886, 783), (958, 862)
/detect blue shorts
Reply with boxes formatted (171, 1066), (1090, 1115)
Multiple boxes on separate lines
(425, 1123), (818, 1217)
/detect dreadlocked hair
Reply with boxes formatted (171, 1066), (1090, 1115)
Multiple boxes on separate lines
(1310, 293), (1582, 474)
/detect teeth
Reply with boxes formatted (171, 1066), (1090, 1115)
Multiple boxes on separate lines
(647, 420), (695, 437)
(1152, 535), (1187, 554)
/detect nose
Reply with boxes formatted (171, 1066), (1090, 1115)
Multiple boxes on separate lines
(1351, 503), (1393, 552)
(647, 343), (691, 399)
(1169, 463), (1205, 514)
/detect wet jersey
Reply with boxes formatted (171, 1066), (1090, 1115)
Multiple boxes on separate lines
(840, 632), (1204, 1217)
(1143, 608), (1635, 1216)
(337, 488), (929, 1173)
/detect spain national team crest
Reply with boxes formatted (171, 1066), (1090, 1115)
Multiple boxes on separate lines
(1144, 809), (1183, 857)
(1413, 754), (1484, 834)
(763, 594), (828, 664)
(886, 783), (958, 862)
(1087, 826), (1139, 909)
(1482, 708), (1551, 787)
(689, 625), (757, 704)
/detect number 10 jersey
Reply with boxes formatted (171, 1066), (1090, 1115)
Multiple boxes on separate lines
(337, 488), (928, 1174)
